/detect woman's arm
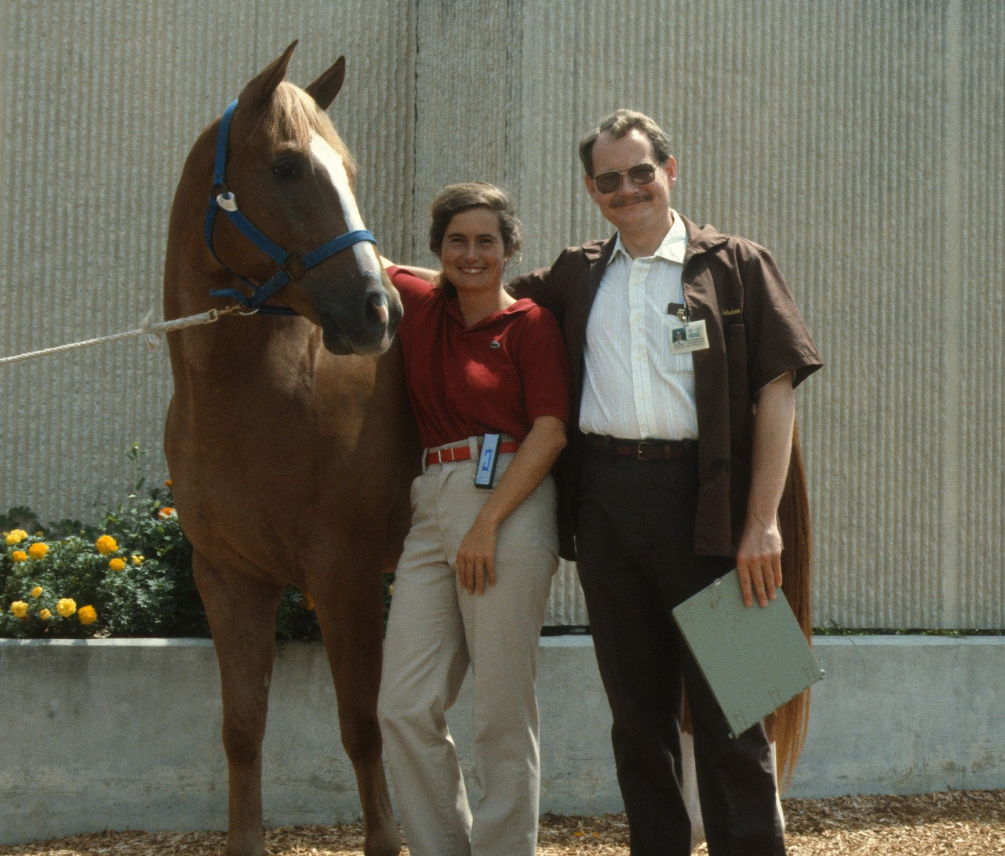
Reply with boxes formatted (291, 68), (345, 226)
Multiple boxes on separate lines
(456, 415), (567, 595)
(381, 255), (439, 281)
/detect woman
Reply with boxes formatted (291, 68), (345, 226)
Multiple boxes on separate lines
(377, 183), (570, 856)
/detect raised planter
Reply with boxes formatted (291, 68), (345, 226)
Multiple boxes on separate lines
(2, 636), (1003, 844)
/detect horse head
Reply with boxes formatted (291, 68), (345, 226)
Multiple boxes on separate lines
(205, 41), (400, 356)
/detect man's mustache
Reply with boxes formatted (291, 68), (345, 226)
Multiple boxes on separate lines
(610, 192), (652, 208)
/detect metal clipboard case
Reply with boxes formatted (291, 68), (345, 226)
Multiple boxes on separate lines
(672, 570), (824, 738)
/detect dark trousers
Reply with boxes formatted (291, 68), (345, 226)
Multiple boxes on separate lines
(575, 447), (786, 856)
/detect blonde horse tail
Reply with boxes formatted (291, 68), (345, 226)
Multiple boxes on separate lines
(773, 419), (813, 791)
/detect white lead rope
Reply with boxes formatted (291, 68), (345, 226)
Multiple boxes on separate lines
(0, 306), (250, 367)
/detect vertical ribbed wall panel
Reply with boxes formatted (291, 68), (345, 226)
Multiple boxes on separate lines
(3, 2), (1003, 630)
(412, 1), (511, 266)
(960, 0), (1005, 628)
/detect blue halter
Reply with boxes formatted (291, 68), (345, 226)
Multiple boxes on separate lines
(204, 98), (377, 315)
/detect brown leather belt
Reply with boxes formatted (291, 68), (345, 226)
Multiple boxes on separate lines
(585, 434), (697, 461)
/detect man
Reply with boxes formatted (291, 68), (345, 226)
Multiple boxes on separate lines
(508, 110), (822, 855)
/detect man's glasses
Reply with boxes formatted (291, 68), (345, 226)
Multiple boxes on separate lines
(592, 162), (658, 194)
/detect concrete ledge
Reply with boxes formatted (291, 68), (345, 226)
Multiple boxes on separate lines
(1, 636), (1003, 844)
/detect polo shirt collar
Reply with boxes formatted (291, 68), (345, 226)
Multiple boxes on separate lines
(611, 209), (688, 264)
(444, 294), (534, 330)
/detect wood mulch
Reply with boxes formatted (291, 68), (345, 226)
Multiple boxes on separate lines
(2, 791), (1003, 855)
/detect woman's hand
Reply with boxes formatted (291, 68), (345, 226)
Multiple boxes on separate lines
(456, 516), (499, 595)
(453, 415), (566, 596)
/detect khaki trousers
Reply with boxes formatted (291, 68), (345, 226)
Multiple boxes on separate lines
(378, 452), (559, 856)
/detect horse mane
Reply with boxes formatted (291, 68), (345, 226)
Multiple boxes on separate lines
(256, 81), (357, 181)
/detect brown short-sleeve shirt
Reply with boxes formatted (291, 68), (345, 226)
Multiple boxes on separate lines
(509, 214), (822, 560)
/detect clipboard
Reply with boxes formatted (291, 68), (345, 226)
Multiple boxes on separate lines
(672, 569), (824, 738)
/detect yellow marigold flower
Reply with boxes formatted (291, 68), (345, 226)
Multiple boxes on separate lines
(10, 601), (28, 619)
(39, 608), (52, 621)
(27, 542), (49, 560)
(158, 507), (176, 519)
(57, 598), (77, 618)
(30, 586), (43, 598)
(95, 535), (118, 555)
(78, 605), (98, 625)
(108, 557), (126, 572)
(5, 529), (28, 545)
(131, 555), (144, 566)
(12, 551), (27, 563)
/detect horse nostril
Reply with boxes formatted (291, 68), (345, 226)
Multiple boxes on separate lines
(367, 291), (389, 327)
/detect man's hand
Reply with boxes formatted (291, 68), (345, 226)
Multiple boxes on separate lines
(736, 517), (783, 607)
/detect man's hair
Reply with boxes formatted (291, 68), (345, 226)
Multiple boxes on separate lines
(428, 182), (522, 257)
(579, 109), (672, 177)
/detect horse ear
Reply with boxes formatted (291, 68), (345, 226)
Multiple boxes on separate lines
(305, 56), (346, 111)
(239, 40), (299, 110)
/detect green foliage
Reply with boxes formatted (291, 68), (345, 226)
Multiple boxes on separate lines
(1, 444), (392, 640)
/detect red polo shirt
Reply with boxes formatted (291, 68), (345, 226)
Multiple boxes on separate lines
(389, 266), (571, 449)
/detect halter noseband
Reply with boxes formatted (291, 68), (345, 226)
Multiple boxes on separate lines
(204, 98), (377, 316)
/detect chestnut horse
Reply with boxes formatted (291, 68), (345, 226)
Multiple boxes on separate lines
(163, 43), (417, 856)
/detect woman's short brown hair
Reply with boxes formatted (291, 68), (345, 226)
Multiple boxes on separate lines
(428, 182), (522, 259)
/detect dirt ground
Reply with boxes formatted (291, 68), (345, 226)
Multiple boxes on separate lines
(2, 791), (1003, 856)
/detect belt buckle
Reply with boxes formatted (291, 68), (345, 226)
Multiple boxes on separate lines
(434, 448), (448, 464)
(637, 441), (654, 461)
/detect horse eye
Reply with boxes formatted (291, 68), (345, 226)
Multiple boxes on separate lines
(273, 161), (298, 180)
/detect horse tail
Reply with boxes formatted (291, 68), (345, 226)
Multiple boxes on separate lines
(773, 419), (813, 791)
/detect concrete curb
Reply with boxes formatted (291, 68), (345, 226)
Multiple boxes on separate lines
(1, 636), (1002, 844)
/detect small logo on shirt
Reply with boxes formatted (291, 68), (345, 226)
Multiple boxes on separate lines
(489, 339), (501, 349)
(722, 308), (742, 316)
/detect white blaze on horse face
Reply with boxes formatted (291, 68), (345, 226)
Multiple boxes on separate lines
(308, 134), (382, 279)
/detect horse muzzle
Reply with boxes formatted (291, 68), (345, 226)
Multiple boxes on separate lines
(317, 281), (402, 356)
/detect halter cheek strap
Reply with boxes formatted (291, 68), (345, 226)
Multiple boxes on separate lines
(204, 98), (377, 316)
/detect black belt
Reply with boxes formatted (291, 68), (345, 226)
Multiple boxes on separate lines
(585, 434), (697, 461)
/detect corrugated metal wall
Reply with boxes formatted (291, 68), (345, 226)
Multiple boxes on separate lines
(2, 1), (1002, 629)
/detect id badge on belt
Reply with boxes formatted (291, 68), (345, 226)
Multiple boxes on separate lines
(474, 433), (500, 489)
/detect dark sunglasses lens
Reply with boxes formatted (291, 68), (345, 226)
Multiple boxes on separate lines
(594, 171), (620, 193)
(628, 164), (656, 185)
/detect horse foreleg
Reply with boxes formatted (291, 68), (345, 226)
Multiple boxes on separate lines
(195, 552), (284, 856)
(314, 565), (400, 856)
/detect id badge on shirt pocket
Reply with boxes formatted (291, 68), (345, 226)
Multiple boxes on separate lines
(669, 319), (710, 355)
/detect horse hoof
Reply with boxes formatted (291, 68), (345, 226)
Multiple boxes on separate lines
(363, 825), (402, 856)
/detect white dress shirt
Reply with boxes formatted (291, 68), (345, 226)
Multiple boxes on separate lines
(579, 210), (699, 440)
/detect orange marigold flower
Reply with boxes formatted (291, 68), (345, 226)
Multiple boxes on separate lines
(108, 558), (126, 572)
(303, 593), (315, 611)
(11, 551), (27, 563)
(95, 535), (118, 555)
(39, 608), (52, 621)
(57, 598), (77, 618)
(27, 542), (49, 560)
(158, 507), (176, 519)
(78, 605), (98, 625)
(165, 478), (172, 487)
(30, 586), (43, 598)
(10, 601), (28, 619)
